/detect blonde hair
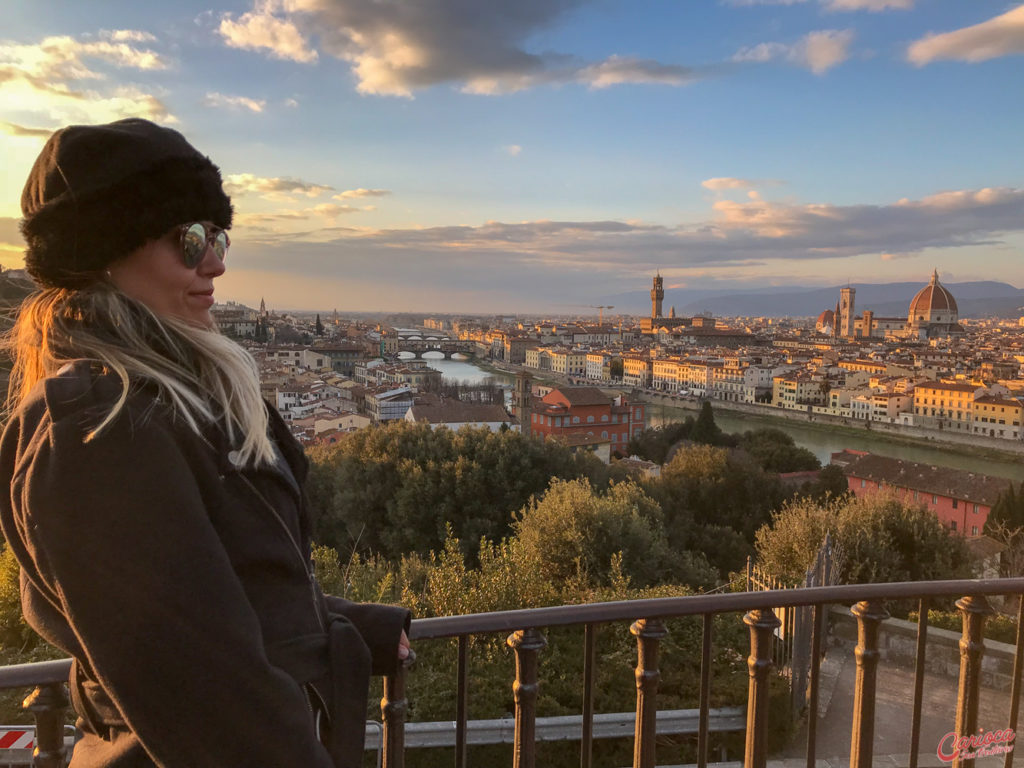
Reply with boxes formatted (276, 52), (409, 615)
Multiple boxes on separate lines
(4, 285), (274, 467)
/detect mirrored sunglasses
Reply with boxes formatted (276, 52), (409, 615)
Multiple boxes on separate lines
(178, 222), (230, 268)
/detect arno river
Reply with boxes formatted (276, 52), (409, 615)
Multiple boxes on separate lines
(411, 353), (1024, 483)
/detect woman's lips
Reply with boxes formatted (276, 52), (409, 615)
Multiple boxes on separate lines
(189, 291), (215, 307)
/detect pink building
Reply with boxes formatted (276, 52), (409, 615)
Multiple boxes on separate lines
(832, 450), (1010, 536)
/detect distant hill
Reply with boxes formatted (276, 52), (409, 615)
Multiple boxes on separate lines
(604, 280), (1024, 319)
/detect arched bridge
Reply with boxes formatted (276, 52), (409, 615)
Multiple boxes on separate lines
(396, 338), (479, 359)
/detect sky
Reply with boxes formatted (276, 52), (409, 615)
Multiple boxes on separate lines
(1, 0), (1023, 314)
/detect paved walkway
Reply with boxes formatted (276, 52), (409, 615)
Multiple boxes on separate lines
(777, 648), (1018, 768)
(663, 648), (1019, 768)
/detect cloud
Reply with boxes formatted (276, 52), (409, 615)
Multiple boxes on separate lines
(0, 32), (168, 82)
(0, 30), (174, 128)
(333, 188), (391, 199)
(220, 1), (699, 96)
(575, 55), (698, 89)
(0, 121), (52, 138)
(907, 5), (1024, 66)
(235, 203), (362, 226)
(823, 0), (912, 9)
(503, 145), (522, 157)
(219, 9), (318, 63)
(284, 97), (299, 107)
(237, 186), (1024, 271)
(224, 173), (334, 198)
(203, 91), (267, 112)
(218, 185), (1024, 311)
(106, 30), (158, 43)
(703, 177), (763, 191)
(734, 29), (854, 74)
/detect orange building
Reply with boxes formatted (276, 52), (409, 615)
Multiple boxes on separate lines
(529, 387), (645, 456)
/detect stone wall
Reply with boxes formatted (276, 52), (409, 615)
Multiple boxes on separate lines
(829, 605), (1018, 692)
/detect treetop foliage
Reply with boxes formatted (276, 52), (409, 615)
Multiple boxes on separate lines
(755, 490), (972, 586)
(306, 421), (627, 563)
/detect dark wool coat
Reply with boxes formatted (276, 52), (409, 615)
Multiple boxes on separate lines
(0, 361), (410, 767)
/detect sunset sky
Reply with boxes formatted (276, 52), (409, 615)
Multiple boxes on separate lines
(2, 0), (1022, 313)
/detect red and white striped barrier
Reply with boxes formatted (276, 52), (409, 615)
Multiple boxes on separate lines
(0, 729), (34, 749)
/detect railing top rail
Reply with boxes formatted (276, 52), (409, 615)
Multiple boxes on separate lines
(0, 659), (71, 687)
(2, 577), (1022, 688)
(409, 577), (1024, 640)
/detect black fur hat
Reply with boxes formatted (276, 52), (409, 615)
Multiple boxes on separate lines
(20, 118), (233, 289)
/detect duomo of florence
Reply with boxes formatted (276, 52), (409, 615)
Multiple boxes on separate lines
(815, 270), (965, 342)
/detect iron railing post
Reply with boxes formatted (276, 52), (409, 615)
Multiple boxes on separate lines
(508, 628), (546, 768)
(849, 599), (889, 768)
(1005, 594), (1024, 768)
(744, 607), (781, 768)
(381, 651), (414, 768)
(631, 618), (668, 768)
(23, 683), (68, 768)
(953, 595), (993, 768)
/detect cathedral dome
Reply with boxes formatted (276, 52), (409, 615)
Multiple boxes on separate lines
(908, 270), (958, 324)
(815, 309), (835, 332)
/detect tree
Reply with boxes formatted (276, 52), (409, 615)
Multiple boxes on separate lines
(735, 428), (820, 473)
(647, 444), (788, 576)
(755, 491), (972, 586)
(315, 313), (324, 336)
(984, 483), (1024, 576)
(305, 422), (616, 562)
(796, 464), (850, 503)
(513, 478), (715, 589)
(690, 401), (723, 445)
(625, 419), (693, 463)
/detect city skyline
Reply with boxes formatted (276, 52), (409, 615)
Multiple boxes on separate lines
(2, 0), (1023, 312)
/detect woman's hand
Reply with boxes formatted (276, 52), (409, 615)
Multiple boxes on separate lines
(398, 630), (411, 660)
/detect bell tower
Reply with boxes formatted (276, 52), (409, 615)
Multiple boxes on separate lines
(651, 273), (664, 319)
(514, 372), (533, 437)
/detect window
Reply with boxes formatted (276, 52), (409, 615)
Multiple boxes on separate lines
(972, 526), (979, 535)
(860, 479), (866, 488)
(952, 499), (958, 509)
(587, 415), (595, 424)
(951, 521), (957, 531)
(601, 431), (608, 439)
(974, 504), (980, 514)
(932, 495), (938, 504)
(573, 416), (580, 424)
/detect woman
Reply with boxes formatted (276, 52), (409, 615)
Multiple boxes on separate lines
(0, 118), (410, 767)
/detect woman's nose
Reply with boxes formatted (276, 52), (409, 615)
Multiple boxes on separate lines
(197, 242), (227, 277)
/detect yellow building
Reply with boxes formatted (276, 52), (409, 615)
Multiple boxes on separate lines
(652, 357), (681, 391)
(912, 381), (982, 432)
(972, 396), (1024, 440)
(623, 354), (653, 388)
(773, 372), (827, 410)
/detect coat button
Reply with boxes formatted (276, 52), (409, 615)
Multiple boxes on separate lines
(228, 450), (242, 466)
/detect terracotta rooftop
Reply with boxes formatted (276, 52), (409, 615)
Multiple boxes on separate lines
(841, 452), (1011, 506)
(549, 387), (613, 407)
(407, 398), (510, 425)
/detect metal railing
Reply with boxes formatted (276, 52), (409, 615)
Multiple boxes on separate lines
(1, 577), (1023, 768)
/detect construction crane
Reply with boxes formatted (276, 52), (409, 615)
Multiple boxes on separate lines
(592, 305), (614, 325)
(561, 304), (615, 324)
